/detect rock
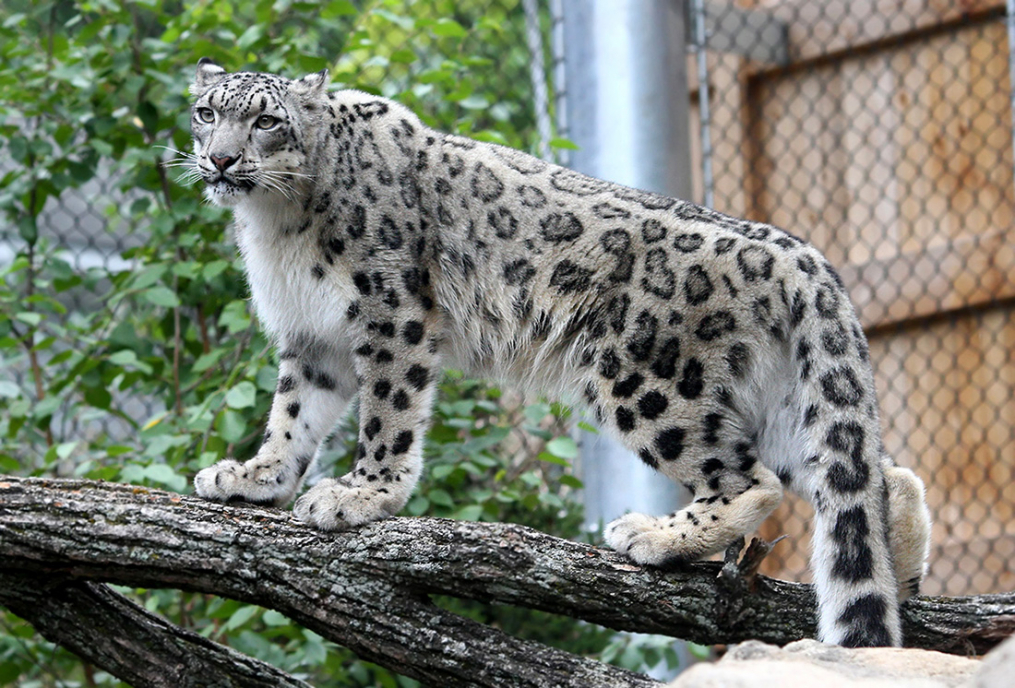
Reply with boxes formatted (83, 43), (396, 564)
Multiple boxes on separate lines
(668, 639), (980, 688)
(971, 635), (1015, 688)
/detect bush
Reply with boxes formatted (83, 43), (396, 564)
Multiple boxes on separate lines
(0, 1), (623, 685)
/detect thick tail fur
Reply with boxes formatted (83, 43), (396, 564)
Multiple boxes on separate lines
(786, 262), (910, 646)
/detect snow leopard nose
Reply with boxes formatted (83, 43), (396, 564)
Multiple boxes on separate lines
(210, 152), (239, 171)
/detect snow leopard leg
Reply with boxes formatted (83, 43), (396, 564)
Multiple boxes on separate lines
(194, 336), (356, 506)
(294, 307), (440, 530)
(597, 375), (784, 566)
(604, 451), (784, 566)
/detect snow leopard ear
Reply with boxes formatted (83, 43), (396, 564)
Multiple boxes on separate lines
(290, 69), (330, 99)
(191, 58), (227, 96)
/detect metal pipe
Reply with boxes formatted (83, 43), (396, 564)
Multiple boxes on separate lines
(550, 0), (569, 166)
(522, 0), (553, 161)
(560, 0), (689, 535)
(692, 0), (714, 208)
(1007, 0), (1015, 201)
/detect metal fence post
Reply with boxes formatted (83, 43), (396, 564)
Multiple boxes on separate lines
(1007, 0), (1015, 198)
(559, 0), (690, 537)
(691, 0), (714, 209)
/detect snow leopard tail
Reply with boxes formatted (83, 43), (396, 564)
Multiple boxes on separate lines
(785, 255), (920, 647)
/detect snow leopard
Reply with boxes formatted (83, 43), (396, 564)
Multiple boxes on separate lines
(187, 60), (931, 648)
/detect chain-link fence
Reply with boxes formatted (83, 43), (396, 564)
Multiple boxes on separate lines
(3, 0), (1012, 600)
(689, 0), (1015, 596)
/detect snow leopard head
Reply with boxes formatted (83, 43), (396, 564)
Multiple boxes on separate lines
(189, 59), (328, 207)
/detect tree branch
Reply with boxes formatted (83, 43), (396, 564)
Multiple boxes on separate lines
(1, 476), (1013, 686)
(0, 571), (311, 688)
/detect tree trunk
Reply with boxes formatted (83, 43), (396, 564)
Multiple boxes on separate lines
(1, 476), (1012, 686)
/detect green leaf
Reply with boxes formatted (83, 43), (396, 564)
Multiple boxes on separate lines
(216, 409), (247, 443)
(302, 629), (328, 664)
(431, 464), (457, 480)
(524, 402), (551, 424)
(8, 136), (28, 163)
(107, 349), (153, 374)
(0, 381), (21, 398)
(193, 348), (228, 373)
(225, 381), (257, 409)
(454, 504), (483, 521)
(142, 286), (181, 308)
(127, 265), (165, 291)
(546, 436), (578, 460)
(68, 158), (96, 183)
(171, 261), (201, 279)
(208, 598), (242, 620)
(108, 350), (139, 366)
(406, 495), (429, 515)
(255, 365), (278, 392)
(2, 13), (25, 28)
(202, 260), (230, 280)
(428, 489), (454, 508)
(84, 384), (113, 410)
(262, 610), (290, 626)
(143, 463), (187, 492)
(219, 300), (251, 334)
(390, 48), (417, 64)
(237, 25), (265, 50)
(106, 445), (134, 458)
(321, 0), (357, 18)
(537, 451), (569, 467)
(559, 475), (584, 489)
(56, 442), (77, 460)
(457, 95), (488, 110)
(138, 101), (159, 134)
(432, 18), (467, 38)
(33, 395), (61, 420)
(224, 605), (259, 631)
(374, 9), (415, 30)
(549, 137), (579, 151)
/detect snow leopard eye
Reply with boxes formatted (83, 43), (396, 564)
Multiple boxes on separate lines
(196, 107), (215, 124)
(255, 114), (279, 130)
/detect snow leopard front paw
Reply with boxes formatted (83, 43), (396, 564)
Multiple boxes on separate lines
(293, 478), (404, 531)
(193, 457), (298, 507)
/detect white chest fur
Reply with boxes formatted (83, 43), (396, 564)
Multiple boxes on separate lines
(233, 198), (353, 344)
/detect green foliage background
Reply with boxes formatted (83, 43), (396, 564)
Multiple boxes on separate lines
(0, 0), (682, 683)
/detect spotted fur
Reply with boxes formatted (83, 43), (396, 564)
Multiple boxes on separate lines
(188, 61), (931, 647)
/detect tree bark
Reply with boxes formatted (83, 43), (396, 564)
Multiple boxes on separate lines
(0, 571), (312, 688)
(1, 476), (1012, 686)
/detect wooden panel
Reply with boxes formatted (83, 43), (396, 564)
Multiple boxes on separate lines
(871, 306), (1015, 595)
(737, 0), (1004, 63)
(745, 20), (1015, 329)
(843, 228), (1015, 328)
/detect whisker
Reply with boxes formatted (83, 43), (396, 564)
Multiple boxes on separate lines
(161, 160), (200, 169)
(173, 175), (203, 188)
(158, 144), (203, 190)
(261, 169), (316, 181)
(155, 144), (197, 156)
(254, 171), (302, 203)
